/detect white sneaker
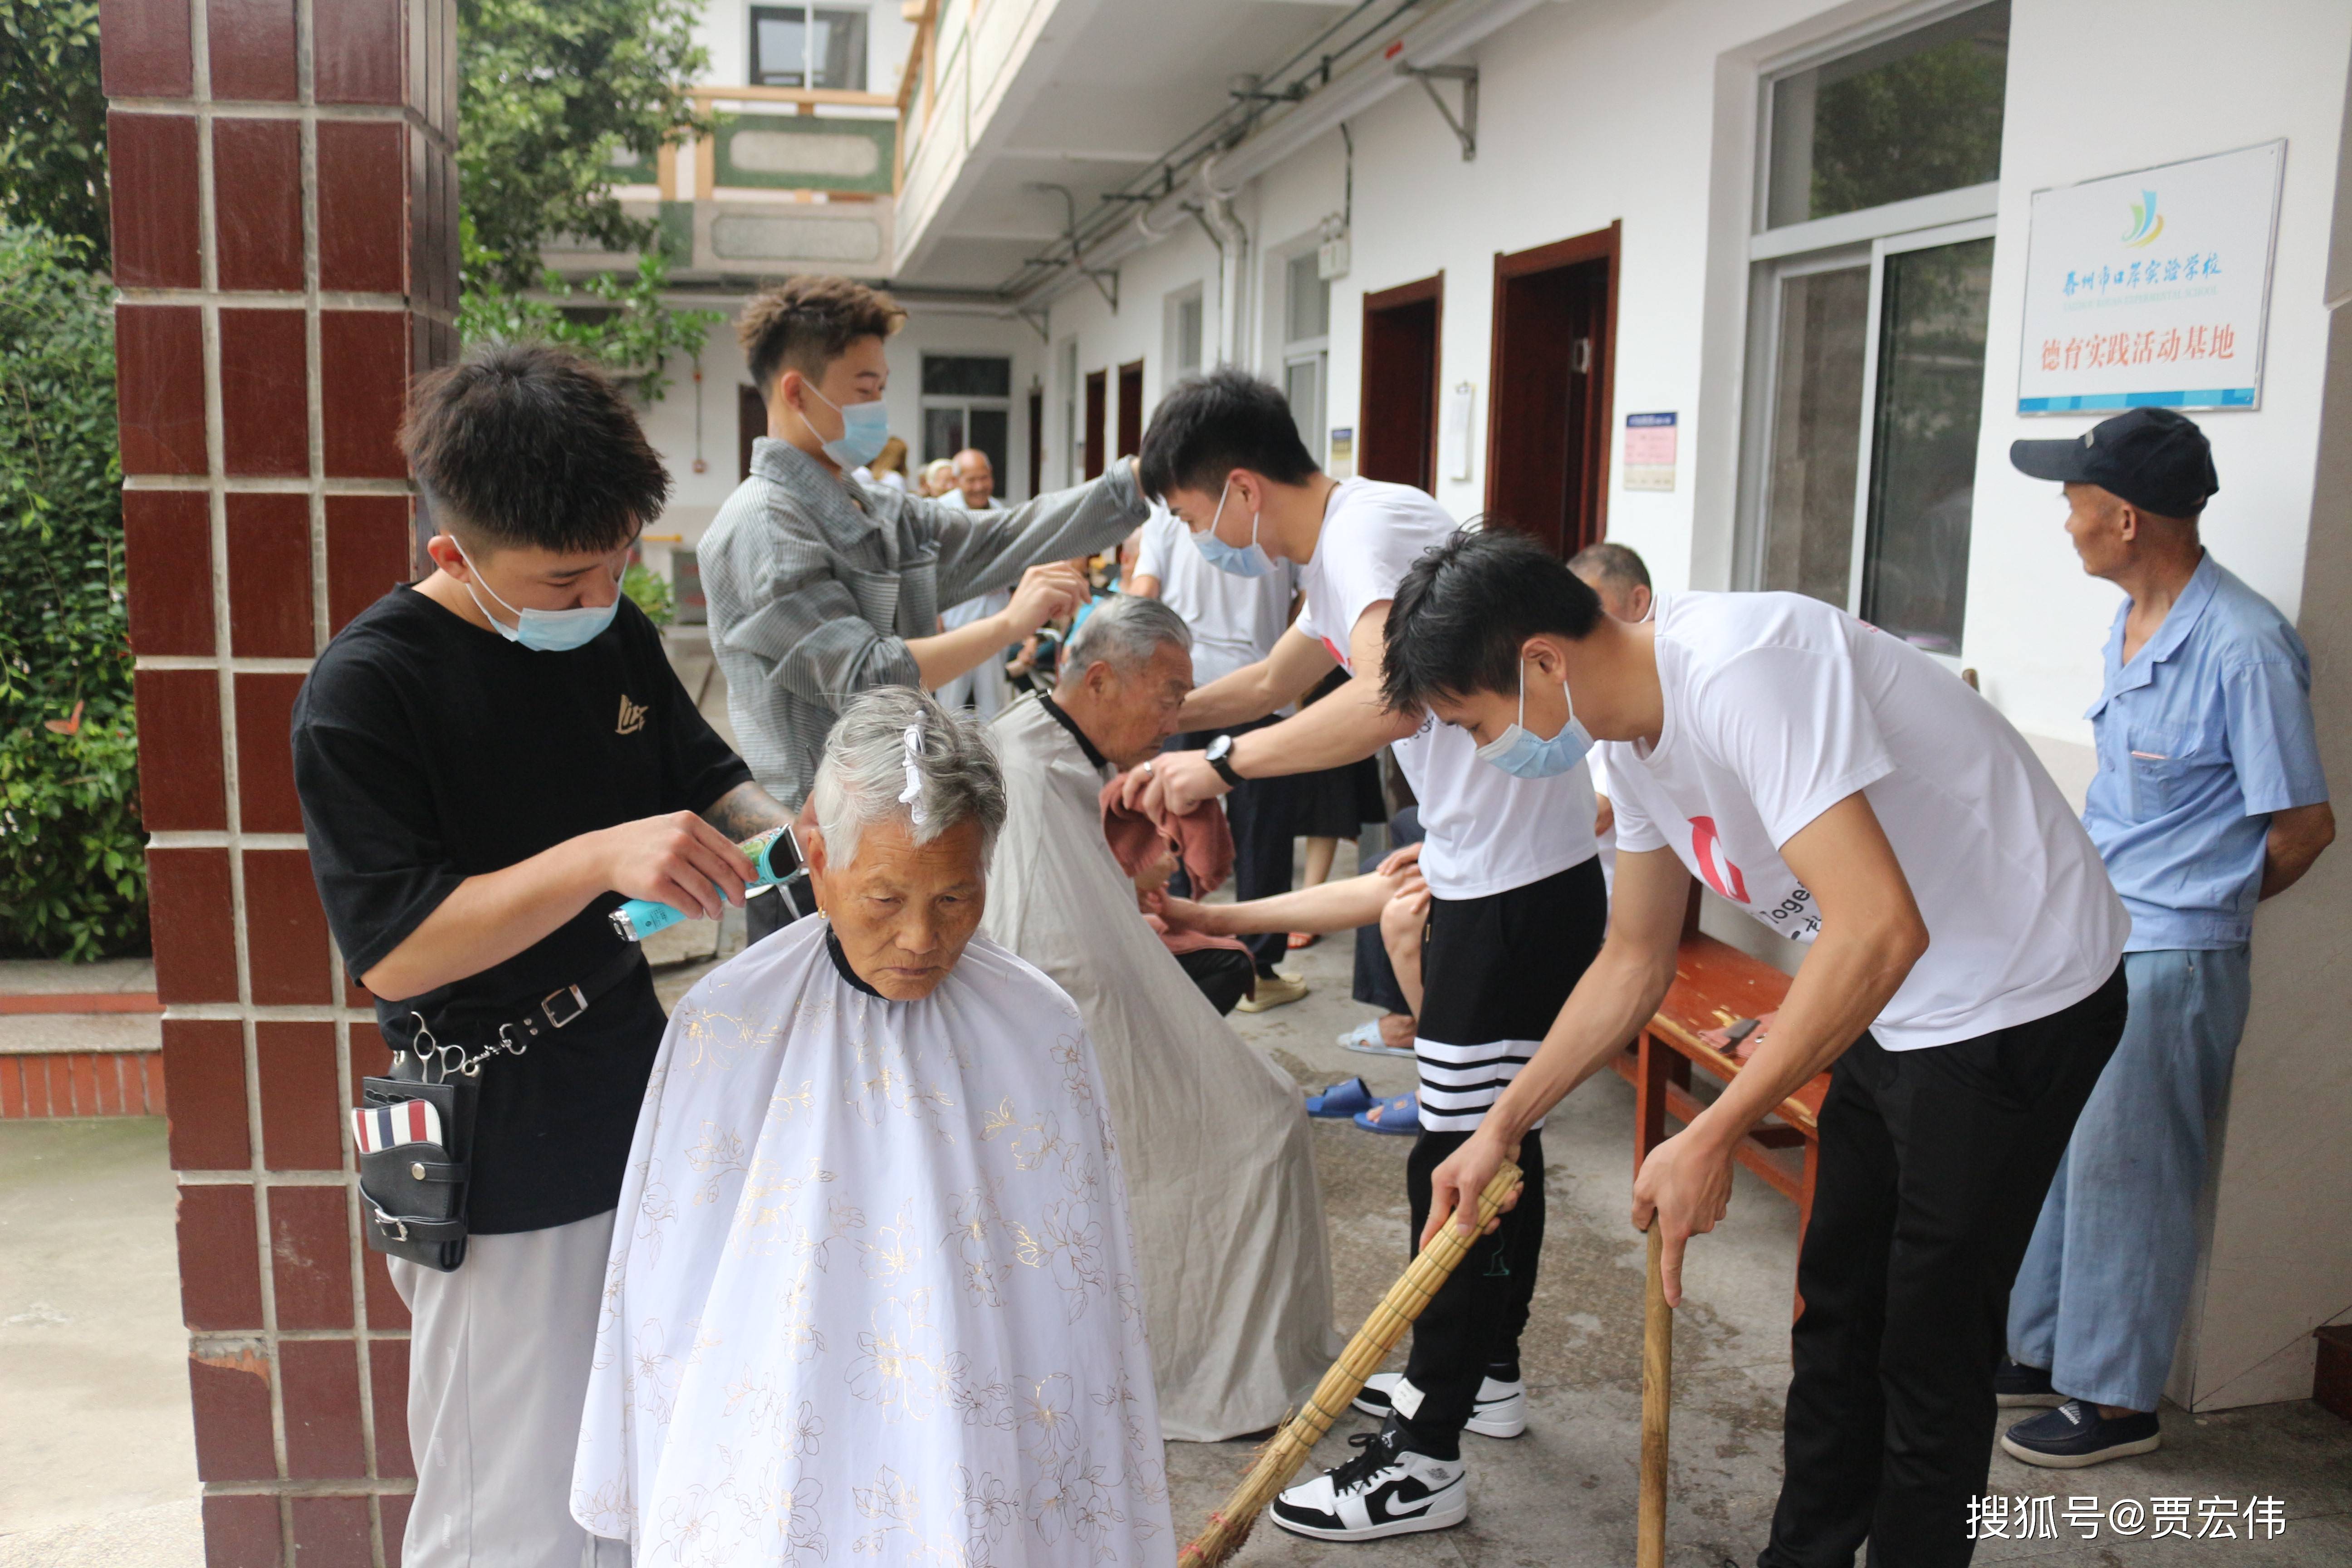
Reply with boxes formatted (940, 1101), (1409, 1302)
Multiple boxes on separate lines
(1350, 1371), (1527, 1438)
(1270, 1421), (1468, 1541)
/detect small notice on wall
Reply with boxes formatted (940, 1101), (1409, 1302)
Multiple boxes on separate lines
(1623, 412), (1677, 491)
(1328, 426), (1355, 479)
(2016, 141), (2283, 413)
(1441, 383), (1476, 481)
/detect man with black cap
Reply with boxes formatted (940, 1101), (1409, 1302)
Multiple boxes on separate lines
(1998, 407), (2333, 1466)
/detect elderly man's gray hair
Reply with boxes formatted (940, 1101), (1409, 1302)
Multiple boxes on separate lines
(1058, 593), (1191, 682)
(810, 686), (1006, 872)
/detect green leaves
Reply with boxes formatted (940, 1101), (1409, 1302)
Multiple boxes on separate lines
(0, 0), (109, 264)
(0, 225), (141, 960)
(457, 216), (719, 402)
(457, 0), (708, 292)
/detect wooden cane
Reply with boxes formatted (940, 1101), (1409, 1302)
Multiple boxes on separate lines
(1637, 1222), (1673, 1568)
(1176, 1161), (1525, 1567)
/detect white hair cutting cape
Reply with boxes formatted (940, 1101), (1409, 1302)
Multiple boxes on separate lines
(984, 692), (1341, 1443)
(572, 914), (1173, 1566)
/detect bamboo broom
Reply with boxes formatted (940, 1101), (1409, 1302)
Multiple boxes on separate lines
(1637, 1222), (1673, 1568)
(1176, 1161), (1524, 1567)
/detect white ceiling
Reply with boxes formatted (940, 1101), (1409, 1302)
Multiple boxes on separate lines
(896, 0), (1361, 290)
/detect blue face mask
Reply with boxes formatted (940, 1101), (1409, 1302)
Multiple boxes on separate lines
(799, 382), (892, 470)
(1190, 479), (1279, 577)
(1475, 660), (1595, 778)
(454, 539), (623, 653)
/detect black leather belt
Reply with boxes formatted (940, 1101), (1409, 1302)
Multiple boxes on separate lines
(383, 943), (649, 1057)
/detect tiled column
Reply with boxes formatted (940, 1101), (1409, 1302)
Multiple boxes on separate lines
(102, 0), (458, 1561)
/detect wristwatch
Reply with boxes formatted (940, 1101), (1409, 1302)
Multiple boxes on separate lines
(1203, 734), (1245, 789)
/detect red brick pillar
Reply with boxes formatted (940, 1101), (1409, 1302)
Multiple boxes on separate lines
(102, 0), (458, 1559)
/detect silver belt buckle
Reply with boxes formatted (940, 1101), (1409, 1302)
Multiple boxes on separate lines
(540, 984), (588, 1029)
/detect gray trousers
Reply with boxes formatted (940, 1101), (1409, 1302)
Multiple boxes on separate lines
(391, 1210), (631, 1568)
(2007, 946), (2253, 1411)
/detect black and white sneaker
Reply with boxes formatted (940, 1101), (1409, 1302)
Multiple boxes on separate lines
(1350, 1371), (1527, 1438)
(2000, 1400), (2162, 1468)
(1271, 1418), (1468, 1541)
(1996, 1357), (2065, 1409)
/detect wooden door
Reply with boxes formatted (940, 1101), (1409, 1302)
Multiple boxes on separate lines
(1360, 274), (1442, 491)
(1027, 387), (1043, 500)
(1485, 223), (1620, 556)
(1084, 370), (1107, 479)
(738, 385), (768, 480)
(1117, 359), (1145, 460)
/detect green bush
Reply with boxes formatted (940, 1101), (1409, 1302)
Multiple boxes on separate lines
(621, 559), (674, 627)
(0, 225), (144, 960)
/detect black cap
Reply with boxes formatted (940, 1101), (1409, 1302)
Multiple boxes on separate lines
(2009, 407), (2218, 518)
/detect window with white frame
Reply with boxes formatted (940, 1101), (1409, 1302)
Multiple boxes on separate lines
(1282, 251), (1330, 463)
(750, 4), (869, 91)
(921, 354), (1011, 487)
(1737, 0), (2007, 657)
(1165, 286), (1204, 391)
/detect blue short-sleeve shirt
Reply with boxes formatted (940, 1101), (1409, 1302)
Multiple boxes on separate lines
(2082, 553), (2328, 951)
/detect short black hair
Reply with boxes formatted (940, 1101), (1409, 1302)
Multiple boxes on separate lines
(402, 344), (667, 554)
(1568, 539), (1650, 592)
(738, 274), (906, 393)
(1137, 368), (1319, 499)
(1381, 529), (1603, 711)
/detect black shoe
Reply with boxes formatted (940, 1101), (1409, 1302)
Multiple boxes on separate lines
(2000, 1400), (2161, 1468)
(1996, 1357), (2064, 1409)
(1270, 1417), (1468, 1540)
(1349, 1372), (1526, 1437)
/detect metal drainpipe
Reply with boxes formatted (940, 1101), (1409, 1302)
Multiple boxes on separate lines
(1199, 153), (1249, 369)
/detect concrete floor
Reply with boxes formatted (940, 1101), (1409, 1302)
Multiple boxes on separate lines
(6, 836), (2349, 1565)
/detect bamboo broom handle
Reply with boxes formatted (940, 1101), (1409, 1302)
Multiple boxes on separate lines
(1637, 1222), (1673, 1568)
(1176, 1161), (1525, 1567)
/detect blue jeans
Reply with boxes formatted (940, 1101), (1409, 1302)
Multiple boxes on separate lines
(2006, 945), (2252, 1411)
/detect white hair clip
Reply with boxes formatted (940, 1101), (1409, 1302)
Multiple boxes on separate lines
(899, 722), (927, 826)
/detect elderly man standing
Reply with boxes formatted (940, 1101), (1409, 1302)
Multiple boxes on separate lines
(985, 594), (1339, 1442)
(1999, 409), (2333, 1466)
(699, 277), (1149, 946)
(938, 447), (1017, 721)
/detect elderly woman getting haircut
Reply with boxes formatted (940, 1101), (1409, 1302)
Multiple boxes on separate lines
(573, 687), (1173, 1566)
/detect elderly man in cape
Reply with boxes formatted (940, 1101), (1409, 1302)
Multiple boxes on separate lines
(985, 593), (1340, 1442)
(574, 687), (1171, 1565)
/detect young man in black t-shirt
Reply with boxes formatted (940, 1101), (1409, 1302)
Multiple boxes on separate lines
(292, 346), (790, 1566)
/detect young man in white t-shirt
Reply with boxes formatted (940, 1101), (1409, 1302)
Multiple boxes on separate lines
(1130, 501), (1306, 995)
(1384, 529), (2129, 1568)
(1133, 370), (1605, 1542)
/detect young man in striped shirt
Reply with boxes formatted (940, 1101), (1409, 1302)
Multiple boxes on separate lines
(1132, 369), (1606, 1540)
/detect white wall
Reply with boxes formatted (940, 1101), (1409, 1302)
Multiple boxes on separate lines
(1022, 0), (2352, 1408)
(1965, 0), (2352, 755)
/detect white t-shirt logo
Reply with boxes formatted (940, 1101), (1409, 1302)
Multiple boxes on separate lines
(1690, 815), (1749, 902)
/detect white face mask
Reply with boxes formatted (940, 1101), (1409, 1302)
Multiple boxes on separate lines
(452, 539), (624, 652)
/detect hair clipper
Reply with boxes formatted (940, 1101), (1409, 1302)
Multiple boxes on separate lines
(608, 824), (804, 943)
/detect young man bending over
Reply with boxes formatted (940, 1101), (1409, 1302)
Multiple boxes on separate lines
(1132, 369), (1606, 1541)
(1388, 529), (2129, 1568)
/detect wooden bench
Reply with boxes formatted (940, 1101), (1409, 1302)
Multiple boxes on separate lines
(1607, 931), (1823, 1314)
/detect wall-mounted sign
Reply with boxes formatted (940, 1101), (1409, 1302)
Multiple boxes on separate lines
(1328, 426), (1355, 479)
(1622, 412), (1677, 491)
(2016, 141), (2283, 414)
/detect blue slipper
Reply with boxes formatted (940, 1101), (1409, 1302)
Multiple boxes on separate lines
(1354, 1093), (1421, 1135)
(1305, 1077), (1375, 1118)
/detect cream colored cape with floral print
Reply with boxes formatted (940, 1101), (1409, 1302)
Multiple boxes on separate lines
(571, 915), (1172, 1566)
